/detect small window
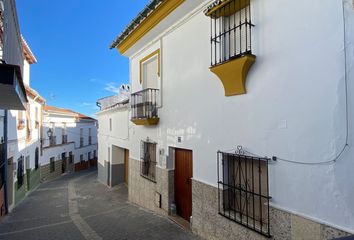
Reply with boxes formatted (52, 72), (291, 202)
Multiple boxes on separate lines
(93, 150), (97, 158)
(88, 152), (91, 160)
(217, 149), (271, 237)
(50, 157), (55, 173)
(80, 154), (84, 162)
(140, 140), (157, 182)
(109, 118), (112, 131)
(17, 156), (24, 189)
(207, 0), (253, 66)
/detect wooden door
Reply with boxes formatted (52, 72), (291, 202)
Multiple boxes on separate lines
(124, 149), (129, 185)
(174, 149), (193, 222)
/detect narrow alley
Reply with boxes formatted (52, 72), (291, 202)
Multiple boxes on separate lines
(0, 170), (197, 240)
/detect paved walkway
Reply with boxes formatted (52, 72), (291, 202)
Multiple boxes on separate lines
(0, 170), (197, 240)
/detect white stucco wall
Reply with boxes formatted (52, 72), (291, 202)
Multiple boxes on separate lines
(96, 106), (130, 167)
(121, 0), (354, 233)
(6, 97), (43, 171)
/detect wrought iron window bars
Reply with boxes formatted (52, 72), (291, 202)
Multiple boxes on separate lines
(209, 0), (254, 67)
(217, 146), (271, 237)
(140, 140), (157, 182)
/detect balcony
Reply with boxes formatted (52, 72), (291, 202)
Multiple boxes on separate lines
(131, 88), (159, 125)
(62, 135), (68, 144)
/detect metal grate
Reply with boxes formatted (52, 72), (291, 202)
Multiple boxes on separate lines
(209, 0), (254, 67)
(131, 88), (159, 120)
(140, 140), (157, 182)
(217, 146), (271, 237)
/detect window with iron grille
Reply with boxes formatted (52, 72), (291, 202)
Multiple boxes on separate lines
(207, 0), (254, 67)
(17, 156), (24, 189)
(140, 140), (157, 182)
(217, 149), (271, 237)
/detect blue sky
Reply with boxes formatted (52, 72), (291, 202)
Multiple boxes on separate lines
(17, 0), (149, 118)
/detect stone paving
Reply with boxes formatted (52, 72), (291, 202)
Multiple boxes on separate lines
(0, 169), (198, 240)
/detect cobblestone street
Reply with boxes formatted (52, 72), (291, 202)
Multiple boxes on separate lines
(0, 170), (197, 240)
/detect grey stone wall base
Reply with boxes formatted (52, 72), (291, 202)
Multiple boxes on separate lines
(111, 163), (124, 186)
(191, 179), (351, 240)
(128, 158), (173, 217)
(40, 160), (63, 182)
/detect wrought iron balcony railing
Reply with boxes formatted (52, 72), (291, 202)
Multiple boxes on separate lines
(131, 88), (159, 125)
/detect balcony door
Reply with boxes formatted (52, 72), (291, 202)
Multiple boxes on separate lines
(142, 56), (159, 90)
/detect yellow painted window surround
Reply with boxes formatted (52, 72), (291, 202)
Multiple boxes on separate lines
(139, 49), (160, 84)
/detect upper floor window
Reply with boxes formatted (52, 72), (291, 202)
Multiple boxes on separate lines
(131, 49), (161, 125)
(109, 118), (112, 131)
(207, 0), (253, 67)
(140, 49), (160, 89)
(35, 107), (39, 129)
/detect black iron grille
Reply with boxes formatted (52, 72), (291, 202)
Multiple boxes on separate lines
(131, 88), (159, 120)
(209, 0), (254, 67)
(217, 148), (271, 237)
(140, 140), (157, 182)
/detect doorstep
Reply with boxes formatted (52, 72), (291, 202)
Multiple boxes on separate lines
(168, 214), (191, 230)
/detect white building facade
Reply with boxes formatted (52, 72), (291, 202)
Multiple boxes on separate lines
(6, 37), (44, 209)
(41, 106), (98, 181)
(96, 86), (130, 187)
(105, 0), (354, 239)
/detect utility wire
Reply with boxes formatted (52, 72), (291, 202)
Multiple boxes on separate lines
(222, 2), (350, 166)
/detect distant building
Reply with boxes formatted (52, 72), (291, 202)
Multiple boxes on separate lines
(105, 0), (354, 239)
(96, 85), (130, 186)
(41, 106), (98, 181)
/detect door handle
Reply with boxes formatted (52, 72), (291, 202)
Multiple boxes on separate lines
(186, 178), (191, 184)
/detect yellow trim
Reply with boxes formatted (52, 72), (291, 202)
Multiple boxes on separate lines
(206, 0), (250, 18)
(117, 0), (185, 54)
(210, 54), (256, 96)
(131, 118), (159, 126)
(139, 49), (160, 84)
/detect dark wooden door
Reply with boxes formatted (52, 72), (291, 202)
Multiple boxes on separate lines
(124, 149), (129, 185)
(174, 149), (193, 222)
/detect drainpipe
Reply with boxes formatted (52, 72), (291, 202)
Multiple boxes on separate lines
(3, 110), (8, 214)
